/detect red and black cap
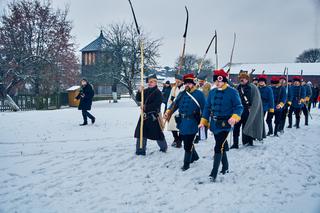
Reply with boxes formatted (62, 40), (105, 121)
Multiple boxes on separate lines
(270, 76), (280, 84)
(292, 76), (302, 82)
(257, 74), (267, 82)
(183, 73), (196, 85)
(213, 69), (228, 82)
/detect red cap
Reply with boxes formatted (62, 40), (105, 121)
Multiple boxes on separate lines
(257, 74), (267, 80)
(183, 73), (195, 81)
(279, 75), (286, 80)
(213, 69), (228, 78)
(292, 76), (301, 82)
(271, 76), (280, 81)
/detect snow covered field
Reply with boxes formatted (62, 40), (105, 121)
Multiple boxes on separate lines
(0, 99), (320, 213)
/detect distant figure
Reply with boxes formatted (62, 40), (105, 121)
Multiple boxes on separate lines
(112, 83), (118, 103)
(161, 80), (172, 111)
(75, 79), (95, 126)
(311, 85), (319, 108)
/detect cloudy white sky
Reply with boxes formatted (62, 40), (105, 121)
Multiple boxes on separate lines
(1, 0), (319, 67)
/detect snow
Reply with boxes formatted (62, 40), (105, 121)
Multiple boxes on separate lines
(0, 99), (320, 213)
(229, 63), (320, 76)
(66, 86), (80, 91)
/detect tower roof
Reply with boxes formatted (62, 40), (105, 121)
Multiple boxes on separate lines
(80, 30), (107, 52)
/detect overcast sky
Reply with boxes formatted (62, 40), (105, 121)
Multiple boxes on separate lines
(1, 0), (319, 67)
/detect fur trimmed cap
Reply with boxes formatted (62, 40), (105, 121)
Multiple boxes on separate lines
(257, 74), (267, 82)
(270, 76), (280, 84)
(213, 69), (228, 82)
(238, 70), (250, 80)
(146, 73), (158, 83)
(174, 73), (183, 81)
(292, 76), (302, 82)
(183, 73), (196, 84)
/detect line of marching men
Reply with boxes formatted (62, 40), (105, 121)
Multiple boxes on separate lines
(133, 69), (313, 182)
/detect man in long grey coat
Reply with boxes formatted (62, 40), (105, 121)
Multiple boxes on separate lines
(231, 71), (265, 148)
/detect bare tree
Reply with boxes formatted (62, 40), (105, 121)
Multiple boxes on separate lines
(99, 23), (161, 104)
(296, 48), (320, 63)
(0, 0), (79, 110)
(175, 53), (214, 75)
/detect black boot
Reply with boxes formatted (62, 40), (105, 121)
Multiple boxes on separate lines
(194, 135), (200, 144)
(80, 122), (88, 126)
(230, 137), (239, 149)
(273, 124), (279, 137)
(220, 152), (229, 175)
(287, 116), (292, 128)
(305, 116), (308, 126)
(171, 140), (177, 147)
(209, 153), (222, 182)
(176, 140), (182, 148)
(190, 148), (199, 163)
(91, 117), (95, 124)
(136, 138), (147, 156)
(267, 122), (273, 136)
(181, 152), (192, 171)
(296, 117), (300, 129)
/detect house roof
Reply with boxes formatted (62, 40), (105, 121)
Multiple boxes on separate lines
(67, 86), (80, 91)
(80, 31), (107, 52)
(228, 63), (320, 76)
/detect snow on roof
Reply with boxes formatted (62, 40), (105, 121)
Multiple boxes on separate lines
(67, 86), (80, 91)
(229, 63), (320, 76)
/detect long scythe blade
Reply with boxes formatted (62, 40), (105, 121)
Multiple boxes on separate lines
(178, 6), (189, 74)
(198, 33), (216, 74)
(227, 33), (237, 73)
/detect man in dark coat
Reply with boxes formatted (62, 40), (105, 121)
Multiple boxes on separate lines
(231, 71), (265, 148)
(134, 74), (168, 156)
(301, 80), (312, 125)
(270, 76), (287, 137)
(75, 79), (95, 126)
(287, 76), (306, 129)
(257, 74), (274, 136)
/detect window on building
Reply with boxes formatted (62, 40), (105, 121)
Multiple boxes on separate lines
(83, 52), (96, 65)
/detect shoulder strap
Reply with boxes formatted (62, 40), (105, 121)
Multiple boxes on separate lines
(186, 91), (201, 113)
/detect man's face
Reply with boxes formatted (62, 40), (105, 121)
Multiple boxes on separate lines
(175, 79), (183, 86)
(184, 82), (194, 91)
(198, 80), (205, 87)
(293, 81), (300, 86)
(240, 78), (249, 85)
(214, 81), (225, 88)
(148, 79), (157, 88)
(81, 80), (87, 86)
(280, 79), (286, 85)
(258, 81), (266, 87)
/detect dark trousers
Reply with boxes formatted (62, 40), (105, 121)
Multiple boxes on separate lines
(265, 111), (273, 134)
(288, 106), (301, 127)
(82, 109), (94, 123)
(302, 104), (309, 125)
(279, 104), (289, 131)
(180, 134), (196, 153)
(233, 108), (253, 145)
(172, 131), (181, 141)
(213, 131), (229, 154)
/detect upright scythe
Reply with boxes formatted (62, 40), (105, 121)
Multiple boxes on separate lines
(177, 6), (189, 74)
(128, 0), (144, 149)
(197, 33), (216, 75)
